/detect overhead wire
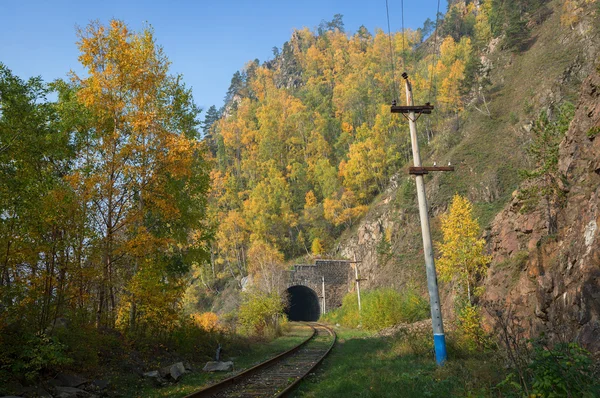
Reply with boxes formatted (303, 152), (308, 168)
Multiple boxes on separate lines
(385, 0), (399, 103)
(400, 0), (406, 71)
(427, 0), (442, 103)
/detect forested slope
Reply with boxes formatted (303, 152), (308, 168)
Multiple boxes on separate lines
(199, 0), (600, 352)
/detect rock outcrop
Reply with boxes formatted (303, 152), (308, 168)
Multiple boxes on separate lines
(484, 70), (600, 353)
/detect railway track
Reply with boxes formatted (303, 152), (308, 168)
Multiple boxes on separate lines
(185, 323), (336, 398)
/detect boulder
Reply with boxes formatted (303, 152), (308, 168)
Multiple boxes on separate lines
(52, 373), (88, 388)
(142, 371), (167, 387)
(17, 386), (52, 398)
(202, 361), (234, 372)
(54, 387), (96, 398)
(169, 362), (185, 381)
(183, 361), (193, 372)
(89, 380), (109, 391)
(143, 370), (160, 378)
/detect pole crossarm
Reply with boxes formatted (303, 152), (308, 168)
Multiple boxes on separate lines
(390, 104), (434, 114)
(390, 72), (448, 366)
(409, 166), (455, 175)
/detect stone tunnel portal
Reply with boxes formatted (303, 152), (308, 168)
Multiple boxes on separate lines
(285, 285), (320, 321)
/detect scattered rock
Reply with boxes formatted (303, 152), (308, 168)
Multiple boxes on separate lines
(18, 386), (52, 398)
(52, 374), (88, 388)
(378, 319), (433, 338)
(202, 361), (234, 372)
(54, 386), (96, 398)
(167, 362), (186, 381)
(143, 371), (167, 387)
(89, 380), (109, 391)
(143, 370), (160, 378)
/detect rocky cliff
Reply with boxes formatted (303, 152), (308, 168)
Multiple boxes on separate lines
(485, 69), (600, 353)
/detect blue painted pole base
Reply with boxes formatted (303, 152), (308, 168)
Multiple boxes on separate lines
(433, 334), (447, 365)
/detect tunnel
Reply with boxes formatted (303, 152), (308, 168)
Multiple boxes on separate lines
(285, 285), (321, 321)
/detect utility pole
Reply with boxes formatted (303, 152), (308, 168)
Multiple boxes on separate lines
(391, 72), (453, 365)
(321, 276), (326, 315)
(352, 254), (363, 313)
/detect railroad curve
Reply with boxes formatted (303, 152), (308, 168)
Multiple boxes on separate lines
(185, 323), (336, 398)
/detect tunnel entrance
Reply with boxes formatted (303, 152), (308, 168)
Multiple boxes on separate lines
(285, 285), (320, 321)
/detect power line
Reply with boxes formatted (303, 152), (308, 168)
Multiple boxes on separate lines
(400, 0), (406, 71)
(385, 0), (399, 103)
(428, 0), (442, 103)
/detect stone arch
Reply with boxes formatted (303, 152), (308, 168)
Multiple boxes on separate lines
(285, 285), (320, 321)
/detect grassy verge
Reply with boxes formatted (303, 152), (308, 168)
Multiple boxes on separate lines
(291, 326), (502, 398)
(113, 323), (313, 398)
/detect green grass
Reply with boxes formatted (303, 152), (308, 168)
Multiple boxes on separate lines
(291, 326), (503, 398)
(112, 323), (314, 398)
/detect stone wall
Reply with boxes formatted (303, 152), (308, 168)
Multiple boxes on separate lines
(287, 259), (352, 311)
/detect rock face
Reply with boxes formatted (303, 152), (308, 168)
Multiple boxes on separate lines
(484, 70), (600, 353)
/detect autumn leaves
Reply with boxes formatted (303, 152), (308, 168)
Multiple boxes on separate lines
(0, 20), (210, 340)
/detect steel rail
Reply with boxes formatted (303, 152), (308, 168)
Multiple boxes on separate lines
(184, 323), (320, 398)
(274, 323), (336, 397)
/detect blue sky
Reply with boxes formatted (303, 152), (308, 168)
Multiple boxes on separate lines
(0, 0), (446, 115)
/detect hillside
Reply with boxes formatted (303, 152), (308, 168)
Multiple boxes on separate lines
(200, 0), (600, 351)
(336, 0), (600, 351)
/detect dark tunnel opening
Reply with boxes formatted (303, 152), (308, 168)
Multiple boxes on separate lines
(285, 285), (320, 322)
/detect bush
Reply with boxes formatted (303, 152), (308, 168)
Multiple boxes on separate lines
(238, 289), (285, 337)
(1, 331), (72, 384)
(497, 340), (600, 397)
(191, 312), (221, 332)
(170, 317), (218, 358)
(325, 287), (429, 331)
(455, 303), (492, 352)
(528, 341), (599, 397)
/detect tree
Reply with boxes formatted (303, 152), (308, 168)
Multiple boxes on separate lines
(418, 18), (435, 41)
(71, 20), (210, 330)
(437, 194), (491, 305)
(202, 105), (221, 136)
(247, 240), (286, 294)
(0, 64), (74, 332)
(238, 288), (285, 336)
(519, 103), (574, 235)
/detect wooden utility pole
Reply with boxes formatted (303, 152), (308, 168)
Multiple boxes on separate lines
(351, 255), (364, 313)
(391, 72), (453, 365)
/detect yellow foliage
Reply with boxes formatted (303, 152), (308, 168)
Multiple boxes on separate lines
(437, 195), (491, 304)
(304, 190), (317, 208)
(456, 304), (490, 351)
(191, 312), (220, 331)
(247, 240), (286, 293)
(311, 238), (324, 255)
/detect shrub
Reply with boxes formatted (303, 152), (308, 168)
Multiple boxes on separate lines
(455, 303), (492, 352)
(238, 289), (285, 337)
(326, 287), (429, 331)
(528, 341), (599, 397)
(191, 312), (220, 331)
(170, 317), (217, 358)
(497, 340), (600, 397)
(4, 333), (72, 383)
